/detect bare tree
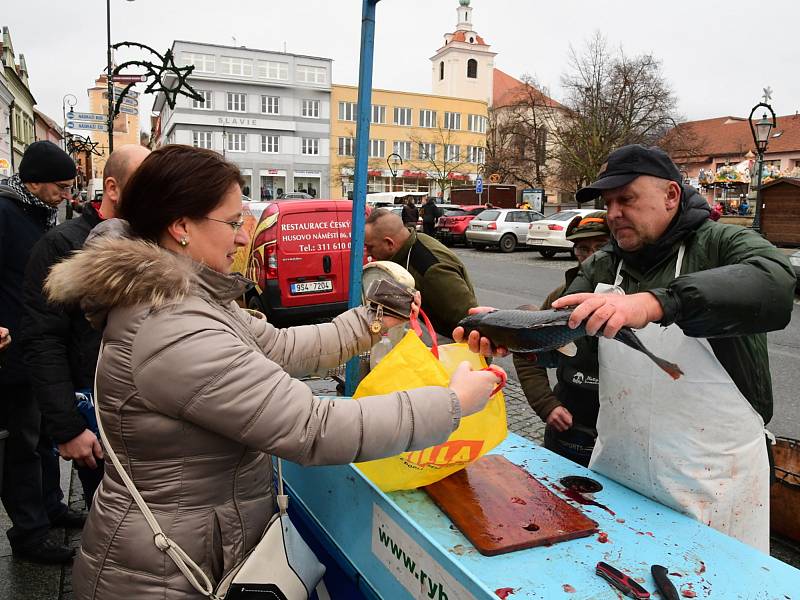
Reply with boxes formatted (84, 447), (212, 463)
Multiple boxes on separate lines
(409, 126), (473, 197)
(549, 33), (688, 206)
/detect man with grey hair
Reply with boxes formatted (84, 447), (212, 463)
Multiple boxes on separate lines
(22, 144), (150, 529)
(364, 208), (476, 339)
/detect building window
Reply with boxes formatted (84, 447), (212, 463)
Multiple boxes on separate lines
(192, 131), (212, 149)
(419, 109), (437, 129)
(261, 135), (279, 153)
(393, 141), (411, 160)
(467, 58), (478, 79)
(418, 143), (436, 161)
(261, 95), (279, 115)
(256, 60), (288, 80)
(369, 139), (385, 158)
(227, 133), (247, 152)
(439, 61), (445, 80)
(220, 56), (253, 77)
(181, 52), (215, 73)
(338, 137), (355, 157)
(444, 112), (461, 130)
(302, 99), (320, 118)
(393, 107), (412, 126)
(296, 65), (326, 84)
(468, 114), (487, 133)
(193, 90), (213, 110)
(302, 138), (319, 155)
(339, 101), (357, 121)
(371, 104), (386, 124)
(467, 146), (485, 164)
(445, 144), (460, 161)
(227, 92), (246, 112)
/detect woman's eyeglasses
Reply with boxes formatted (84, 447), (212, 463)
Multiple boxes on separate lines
(204, 217), (246, 231)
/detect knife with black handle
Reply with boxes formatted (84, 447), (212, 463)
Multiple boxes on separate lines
(651, 564), (680, 600)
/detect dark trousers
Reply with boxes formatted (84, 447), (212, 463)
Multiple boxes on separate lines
(0, 384), (67, 548)
(423, 221), (436, 237)
(76, 459), (104, 509)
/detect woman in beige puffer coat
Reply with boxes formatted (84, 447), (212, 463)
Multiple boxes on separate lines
(45, 146), (499, 599)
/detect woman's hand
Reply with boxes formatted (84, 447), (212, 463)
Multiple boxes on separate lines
(551, 292), (664, 337)
(452, 307), (509, 357)
(448, 361), (505, 417)
(381, 291), (421, 330)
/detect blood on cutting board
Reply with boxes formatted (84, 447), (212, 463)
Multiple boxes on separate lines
(597, 531), (609, 543)
(558, 486), (616, 516)
(695, 560), (706, 575)
(562, 583), (576, 593)
(495, 587), (515, 599)
(510, 496), (527, 505)
(681, 590), (696, 598)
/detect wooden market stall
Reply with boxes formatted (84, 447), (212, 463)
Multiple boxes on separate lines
(759, 177), (800, 245)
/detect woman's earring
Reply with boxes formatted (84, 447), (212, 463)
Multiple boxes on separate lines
(179, 237), (189, 247)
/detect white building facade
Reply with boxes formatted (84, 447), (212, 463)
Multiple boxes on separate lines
(156, 41), (332, 199)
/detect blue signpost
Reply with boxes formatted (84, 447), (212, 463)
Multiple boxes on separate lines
(475, 175), (483, 204)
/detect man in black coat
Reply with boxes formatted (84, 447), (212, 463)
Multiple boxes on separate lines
(22, 144), (150, 513)
(0, 141), (78, 563)
(421, 196), (442, 236)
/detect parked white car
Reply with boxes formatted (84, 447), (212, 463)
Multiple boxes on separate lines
(466, 208), (545, 252)
(525, 208), (604, 258)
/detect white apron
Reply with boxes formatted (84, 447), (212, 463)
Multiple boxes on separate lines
(589, 244), (770, 552)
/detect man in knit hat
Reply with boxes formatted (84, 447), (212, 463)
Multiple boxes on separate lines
(0, 141), (80, 564)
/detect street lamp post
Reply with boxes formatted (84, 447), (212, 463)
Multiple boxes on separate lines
(106, 0), (136, 153)
(748, 98), (776, 233)
(61, 94), (77, 153)
(387, 152), (402, 193)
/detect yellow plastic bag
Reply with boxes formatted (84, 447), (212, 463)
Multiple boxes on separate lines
(354, 331), (507, 492)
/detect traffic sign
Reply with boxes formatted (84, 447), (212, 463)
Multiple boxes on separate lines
(118, 105), (139, 116)
(475, 176), (483, 195)
(67, 121), (108, 132)
(112, 74), (147, 84)
(67, 111), (105, 123)
(103, 92), (138, 107)
(489, 173), (502, 183)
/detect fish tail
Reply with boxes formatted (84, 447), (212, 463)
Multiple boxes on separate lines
(615, 328), (684, 380)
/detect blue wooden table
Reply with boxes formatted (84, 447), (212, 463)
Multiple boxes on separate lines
(284, 432), (800, 599)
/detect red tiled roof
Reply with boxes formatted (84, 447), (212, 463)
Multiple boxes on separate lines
(450, 30), (488, 46)
(669, 114), (800, 160)
(492, 68), (564, 110)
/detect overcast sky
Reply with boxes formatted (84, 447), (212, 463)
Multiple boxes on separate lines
(5, 0), (799, 133)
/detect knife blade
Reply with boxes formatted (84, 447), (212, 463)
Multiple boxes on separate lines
(595, 562), (650, 599)
(651, 565), (680, 600)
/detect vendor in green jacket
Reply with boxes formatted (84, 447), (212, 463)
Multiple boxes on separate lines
(550, 144), (796, 552)
(513, 211), (610, 467)
(364, 208), (477, 339)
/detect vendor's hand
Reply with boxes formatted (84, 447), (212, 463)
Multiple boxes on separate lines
(381, 291), (421, 330)
(0, 327), (10, 352)
(551, 292), (664, 338)
(448, 361), (504, 417)
(546, 406), (573, 433)
(452, 307), (509, 357)
(58, 429), (104, 469)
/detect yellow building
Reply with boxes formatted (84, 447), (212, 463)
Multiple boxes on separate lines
(87, 73), (141, 184)
(330, 85), (487, 199)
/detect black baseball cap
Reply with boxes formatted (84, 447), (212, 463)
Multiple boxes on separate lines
(576, 144), (682, 203)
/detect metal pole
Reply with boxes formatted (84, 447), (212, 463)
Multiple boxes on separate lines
(106, 0), (114, 153)
(344, 0), (379, 395)
(752, 152), (764, 233)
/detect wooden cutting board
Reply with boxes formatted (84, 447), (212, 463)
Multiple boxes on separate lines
(425, 455), (598, 556)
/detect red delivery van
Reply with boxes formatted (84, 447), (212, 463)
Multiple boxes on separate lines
(246, 200), (365, 325)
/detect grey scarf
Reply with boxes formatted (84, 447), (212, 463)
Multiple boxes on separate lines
(2, 174), (58, 230)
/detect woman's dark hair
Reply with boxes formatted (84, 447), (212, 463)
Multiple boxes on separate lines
(119, 145), (245, 241)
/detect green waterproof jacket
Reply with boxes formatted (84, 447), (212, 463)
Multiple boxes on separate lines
(566, 216), (796, 423)
(391, 230), (478, 337)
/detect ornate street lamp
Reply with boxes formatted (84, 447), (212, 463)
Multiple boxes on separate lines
(61, 94), (77, 152)
(387, 152), (403, 192)
(748, 90), (777, 233)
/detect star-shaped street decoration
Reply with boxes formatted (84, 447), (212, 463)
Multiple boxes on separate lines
(762, 86), (773, 103)
(66, 134), (102, 157)
(111, 42), (204, 117)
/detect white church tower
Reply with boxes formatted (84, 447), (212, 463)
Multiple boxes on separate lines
(431, 0), (496, 105)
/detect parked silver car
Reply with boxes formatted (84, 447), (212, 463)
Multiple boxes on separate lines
(466, 208), (544, 252)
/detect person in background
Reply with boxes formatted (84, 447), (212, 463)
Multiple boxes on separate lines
(401, 196), (419, 227)
(739, 197), (750, 216)
(514, 212), (610, 466)
(22, 144), (150, 511)
(421, 195), (442, 236)
(0, 141), (80, 564)
(364, 209), (477, 340)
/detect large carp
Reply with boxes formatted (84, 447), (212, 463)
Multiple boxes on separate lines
(458, 308), (683, 380)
